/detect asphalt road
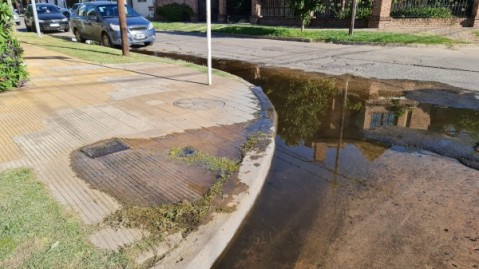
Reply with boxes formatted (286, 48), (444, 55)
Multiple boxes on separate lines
(36, 23), (479, 91)
(144, 32), (479, 91)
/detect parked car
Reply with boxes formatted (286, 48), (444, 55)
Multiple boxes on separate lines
(57, 5), (71, 19)
(13, 10), (21, 25)
(70, 3), (81, 16)
(24, 4), (69, 32)
(69, 1), (155, 47)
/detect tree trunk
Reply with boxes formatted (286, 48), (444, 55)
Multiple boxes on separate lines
(301, 21), (305, 31)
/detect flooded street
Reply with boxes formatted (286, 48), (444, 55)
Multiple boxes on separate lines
(137, 50), (479, 268)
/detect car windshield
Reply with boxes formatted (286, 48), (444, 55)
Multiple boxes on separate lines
(36, 5), (60, 14)
(97, 4), (140, 18)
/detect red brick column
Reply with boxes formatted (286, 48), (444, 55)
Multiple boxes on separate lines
(472, 0), (479, 27)
(250, 0), (261, 24)
(368, 0), (393, 28)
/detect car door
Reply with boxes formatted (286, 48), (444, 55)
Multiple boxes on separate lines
(85, 6), (103, 42)
(74, 4), (89, 38)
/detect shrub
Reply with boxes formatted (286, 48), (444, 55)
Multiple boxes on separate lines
(332, 0), (373, 20)
(156, 3), (194, 22)
(0, 2), (28, 91)
(335, 7), (372, 19)
(390, 7), (453, 18)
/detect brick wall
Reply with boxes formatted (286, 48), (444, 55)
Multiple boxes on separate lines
(258, 17), (369, 28)
(377, 17), (474, 28)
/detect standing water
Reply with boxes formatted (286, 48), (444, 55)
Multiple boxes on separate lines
(136, 50), (479, 268)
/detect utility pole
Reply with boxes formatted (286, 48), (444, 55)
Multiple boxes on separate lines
(206, 0), (212, 85)
(117, 0), (129, 56)
(31, 0), (42, 37)
(349, 0), (357, 35)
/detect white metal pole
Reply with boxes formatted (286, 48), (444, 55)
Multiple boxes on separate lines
(206, 0), (212, 85)
(31, 0), (42, 37)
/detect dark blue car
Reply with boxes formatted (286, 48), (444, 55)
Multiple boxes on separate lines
(69, 1), (156, 47)
(24, 4), (70, 32)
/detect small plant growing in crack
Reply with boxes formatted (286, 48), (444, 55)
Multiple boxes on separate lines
(240, 132), (271, 157)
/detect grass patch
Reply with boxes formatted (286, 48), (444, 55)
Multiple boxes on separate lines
(474, 31), (479, 38)
(15, 32), (236, 78)
(108, 147), (239, 237)
(214, 26), (463, 45)
(0, 168), (130, 268)
(153, 22), (463, 45)
(15, 32), (169, 64)
(152, 22), (229, 32)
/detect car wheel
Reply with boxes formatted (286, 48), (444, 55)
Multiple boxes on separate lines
(25, 21), (31, 31)
(74, 29), (85, 42)
(101, 33), (112, 47)
(64, 27), (70, 32)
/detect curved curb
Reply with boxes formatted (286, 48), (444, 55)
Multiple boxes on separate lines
(151, 86), (277, 269)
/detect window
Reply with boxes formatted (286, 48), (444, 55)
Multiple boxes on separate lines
(370, 112), (396, 129)
(78, 5), (87, 16)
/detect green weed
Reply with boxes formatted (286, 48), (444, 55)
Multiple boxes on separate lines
(108, 148), (239, 237)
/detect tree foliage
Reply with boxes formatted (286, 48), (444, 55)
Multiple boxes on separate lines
(0, 1), (27, 91)
(286, 0), (325, 31)
(266, 77), (338, 145)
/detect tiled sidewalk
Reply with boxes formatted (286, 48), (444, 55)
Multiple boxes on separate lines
(0, 44), (259, 250)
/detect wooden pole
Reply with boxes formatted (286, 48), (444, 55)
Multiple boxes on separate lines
(117, 0), (129, 56)
(207, 0), (212, 85)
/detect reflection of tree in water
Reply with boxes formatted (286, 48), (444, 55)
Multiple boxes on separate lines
(264, 78), (338, 145)
(430, 107), (479, 139)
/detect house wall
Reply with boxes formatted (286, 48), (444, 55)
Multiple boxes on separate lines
(132, 0), (154, 18)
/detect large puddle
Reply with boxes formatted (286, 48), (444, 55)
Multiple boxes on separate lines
(137, 50), (479, 268)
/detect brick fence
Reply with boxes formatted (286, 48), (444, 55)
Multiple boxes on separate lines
(160, 0), (479, 28)
(369, 0), (479, 28)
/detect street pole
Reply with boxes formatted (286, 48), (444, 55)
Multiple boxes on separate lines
(117, 0), (129, 56)
(31, 0), (42, 37)
(207, 0), (212, 85)
(349, 0), (357, 35)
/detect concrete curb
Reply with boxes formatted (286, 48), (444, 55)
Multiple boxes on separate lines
(149, 86), (277, 269)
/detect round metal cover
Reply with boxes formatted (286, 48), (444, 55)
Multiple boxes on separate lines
(173, 98), (225, 110)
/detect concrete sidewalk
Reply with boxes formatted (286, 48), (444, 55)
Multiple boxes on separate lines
(0, 44), (275, 267)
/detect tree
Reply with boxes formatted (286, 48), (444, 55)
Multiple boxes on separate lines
(0, 1), (28, 91)
(287, 0), (325, 31)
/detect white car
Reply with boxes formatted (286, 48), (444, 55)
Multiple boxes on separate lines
(13, 10), (20, 25)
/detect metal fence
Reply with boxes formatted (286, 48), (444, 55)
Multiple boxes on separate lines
(390, 0), (473, 18)
(260, 0), (373, 19)
(260, 0), (294, 17)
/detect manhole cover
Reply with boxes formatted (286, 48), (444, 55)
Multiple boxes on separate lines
(81, 138), (129, 159)
(173, 98), (225, 110)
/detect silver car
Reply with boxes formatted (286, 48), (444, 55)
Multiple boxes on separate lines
(13, 10), (20, 25)
(69, 1), (155, 47)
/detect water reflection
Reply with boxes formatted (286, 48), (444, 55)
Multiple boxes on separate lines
(134, 50), (479, 267)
